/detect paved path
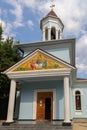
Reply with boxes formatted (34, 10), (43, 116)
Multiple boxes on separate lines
(73, 118), (87, 130)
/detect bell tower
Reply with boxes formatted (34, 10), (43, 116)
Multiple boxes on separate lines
(40, 7), (64, 41)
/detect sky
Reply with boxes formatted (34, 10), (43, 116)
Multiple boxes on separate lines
(0, 0), (87, 78)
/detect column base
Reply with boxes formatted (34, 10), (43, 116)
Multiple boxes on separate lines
(2, 120), (15, 126)
(62, 122), (71, 126)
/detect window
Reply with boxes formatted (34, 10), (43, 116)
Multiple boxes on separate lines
(75, 90), (81, 110)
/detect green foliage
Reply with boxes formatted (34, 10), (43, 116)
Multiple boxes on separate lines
(0, 37), (22, 72)
(0, 26), (23, 99)
(0, 74), (10, 98)
(0, 25), (3, 42)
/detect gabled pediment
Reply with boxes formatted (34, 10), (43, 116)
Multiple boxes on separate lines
(3, 49), (76, 74)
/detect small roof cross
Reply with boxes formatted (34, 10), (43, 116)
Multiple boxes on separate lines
(50, 4), (55, 10)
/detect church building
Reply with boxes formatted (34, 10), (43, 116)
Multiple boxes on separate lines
(3, 9), (87, 125)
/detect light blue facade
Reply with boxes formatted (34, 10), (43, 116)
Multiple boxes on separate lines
(19, 80), (64, 120)
(47, 48), (70, 63)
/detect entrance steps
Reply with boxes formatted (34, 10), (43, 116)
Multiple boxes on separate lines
(0, 121), (72, 130)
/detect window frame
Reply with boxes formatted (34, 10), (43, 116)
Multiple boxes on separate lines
(75, 90), (82, 111)
(73, 89), (83, 113)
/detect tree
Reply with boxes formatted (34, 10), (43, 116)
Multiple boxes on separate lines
(0, 25), (23, 119)
(0, 24), (3, 42)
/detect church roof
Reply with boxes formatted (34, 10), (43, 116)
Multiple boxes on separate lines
(46, 9), (58, 18)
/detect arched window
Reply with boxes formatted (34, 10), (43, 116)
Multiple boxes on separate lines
(75, 90), (81, 110)
(45, 28), (48, 40)
(51, 27), (56, 40)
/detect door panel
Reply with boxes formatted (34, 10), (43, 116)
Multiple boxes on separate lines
(36, 92), (53, 120)
(36, 95), (45, 120)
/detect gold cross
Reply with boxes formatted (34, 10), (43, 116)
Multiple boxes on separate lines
(50, 4), (55, 10)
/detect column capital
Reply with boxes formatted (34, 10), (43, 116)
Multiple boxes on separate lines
(64, 75), (70, 79)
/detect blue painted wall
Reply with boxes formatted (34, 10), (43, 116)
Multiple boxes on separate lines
(19, 80), (64, 120)
(46, 48), (70, 63)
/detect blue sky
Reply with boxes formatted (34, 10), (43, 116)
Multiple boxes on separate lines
(0, 0), (87, 78)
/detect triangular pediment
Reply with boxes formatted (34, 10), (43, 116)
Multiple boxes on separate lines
(4, 49), (76, 73)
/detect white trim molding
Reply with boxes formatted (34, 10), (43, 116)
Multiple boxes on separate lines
(33, 89), (56, 120)
(5, 68), (72, 79)
(73, 88), (83, 95)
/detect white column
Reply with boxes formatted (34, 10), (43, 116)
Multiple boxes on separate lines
(48, 28), (51, 40)
(60, 31), (62, 39)
(63, 76), (71, 124)
(56, 30), (58, 40)
(6, 80), (16, 123)
(42, 29), (45, 41)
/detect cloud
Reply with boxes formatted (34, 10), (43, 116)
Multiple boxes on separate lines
(76, 33), (87, 77)
(5, 0), (23, 28)
(0, 19), (13, 39)
(27, 20), (34, 30)
(18, 0), (35, 8)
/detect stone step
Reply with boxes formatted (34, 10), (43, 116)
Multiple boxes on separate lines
(0, 124), (72, 130)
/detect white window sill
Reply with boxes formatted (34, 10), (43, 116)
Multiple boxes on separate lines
(75, 110), (82, 115)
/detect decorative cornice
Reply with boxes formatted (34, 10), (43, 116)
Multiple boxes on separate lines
(7, 68), (72, 79)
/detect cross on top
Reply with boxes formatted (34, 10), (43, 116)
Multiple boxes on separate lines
(50, 4), (55, 10)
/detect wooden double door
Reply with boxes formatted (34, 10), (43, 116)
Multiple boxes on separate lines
(36, 92), (53, 120)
